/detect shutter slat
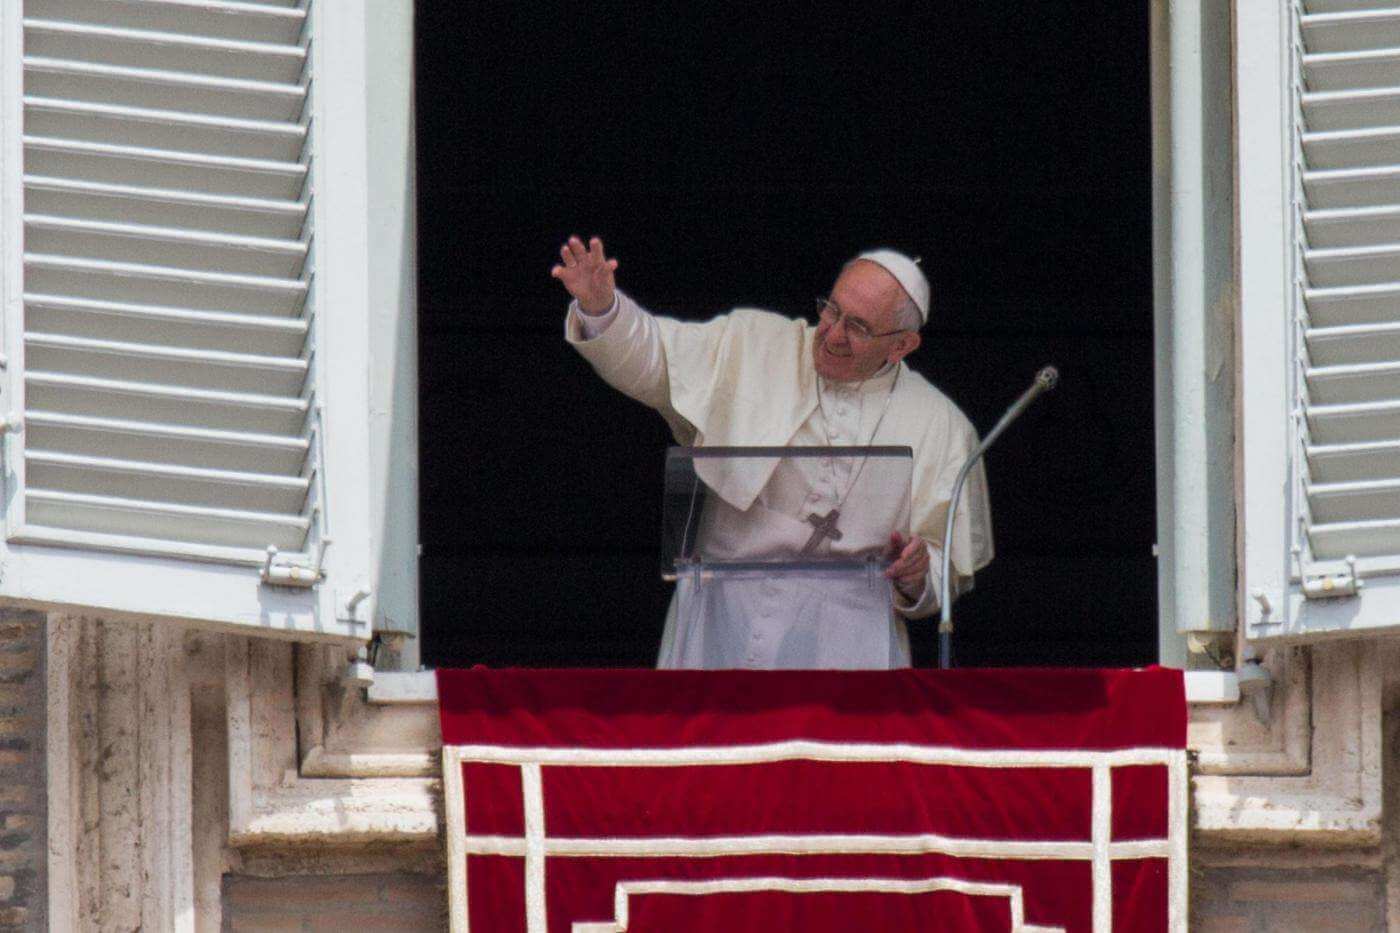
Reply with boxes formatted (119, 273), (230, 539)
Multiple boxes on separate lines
(27, 450), (308, 513)
(1308, 518), (1400, 557)
(1305, 360), (1400, 403)
(25, 331), (307, 369)
(25, 332), (307, 396)
(1306, 398), (1400, 444)
(24, 0), (307, 44)
(1303, 164), (1400, 209)
(24, 253), (306, 294)
(24, 292), (306, 333)
(1305, 242), (1400, 286)
(1307, 320), (1400, 364)
(1305, 1), (1399, 15)
(22, 135), (306, 173)
(23, 135), (306, 196)
(26, 371), (307, 435)
(28, 454), (306, 515)
(23, 56), (306, 121)
(1304, 205), (1400, 247)
(22, 175), (305, 237)
(23, 18), (306, 84)
(26, 411), (308, 475)
(1303, 126), (1400, 169)
(15, 0), (318, 556)
(1302, 87), (1400, 131)
(1308, 476), (1400, 522)
(1306, 438), (1400, 482)
(24, 293), (306, 356)
(1304, 47), (1400, 91)
(24, 97), (305, 161)
(1302, 9), (1400, 55)
(25, 213), (307, 278)
(1305, 282), (1400, 326)
(25, 489), (309, 550)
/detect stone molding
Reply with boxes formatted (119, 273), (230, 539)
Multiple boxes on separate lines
(46, 616), (197, 932)
(1192, 642), (1385, 844)
(225, 639), (438, 846)
(1190, 647), (1310, 776)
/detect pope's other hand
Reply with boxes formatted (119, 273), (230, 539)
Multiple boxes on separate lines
(551, 235), (618, 314)
(884, 532), (930, 601)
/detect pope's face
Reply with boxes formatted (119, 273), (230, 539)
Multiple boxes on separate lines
(812, 261), (921, 382)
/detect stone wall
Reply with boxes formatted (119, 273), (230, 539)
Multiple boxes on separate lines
(1192, 863), (1386, 932)
(222, 871), (445, 931)
(0, 611), (44, 931)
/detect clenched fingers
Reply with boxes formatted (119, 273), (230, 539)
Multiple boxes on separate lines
(884, 534), (929, 594)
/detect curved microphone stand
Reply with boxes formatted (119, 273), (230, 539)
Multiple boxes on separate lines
(937, 366), (1059, 669)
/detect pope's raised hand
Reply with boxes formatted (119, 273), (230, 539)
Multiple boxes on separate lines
(550, 235), (619, 314)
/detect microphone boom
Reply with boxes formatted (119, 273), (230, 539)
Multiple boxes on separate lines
(937, 366), (1059, 669)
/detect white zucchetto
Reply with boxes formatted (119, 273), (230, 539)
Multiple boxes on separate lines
(854, 249), (930, 323)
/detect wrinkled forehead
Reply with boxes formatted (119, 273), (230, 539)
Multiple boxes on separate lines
(830, 259), (907, 323)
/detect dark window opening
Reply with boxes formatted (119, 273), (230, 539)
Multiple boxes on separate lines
(416, 4), (1156, 669)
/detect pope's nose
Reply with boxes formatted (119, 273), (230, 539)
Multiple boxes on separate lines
(825, 317), (852, 344)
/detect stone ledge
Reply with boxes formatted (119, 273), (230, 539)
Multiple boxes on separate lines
(228, 640), (441, 846)
(1192, 643), (1384, 845)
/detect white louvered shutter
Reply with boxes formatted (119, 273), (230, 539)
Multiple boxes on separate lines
(1244, 1), (1400, 641)
(0, 1), (379, 641)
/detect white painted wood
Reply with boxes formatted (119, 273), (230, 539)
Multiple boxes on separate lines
(367, 669), (437, 705)
(0, 546), (366, 641)
(0, 0), (416, 637)
(1151, 0), (1237, 662)
(1184, 670), (1241, 705)
(1243, 0), (1400, 642)
(361, 0), (419, 664)
(310, 0), (379, 640)
(0, 0), (408, 641)
(1236, 0), (1295, 642)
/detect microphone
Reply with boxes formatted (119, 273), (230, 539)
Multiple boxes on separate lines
(937, 366), (1059, 669)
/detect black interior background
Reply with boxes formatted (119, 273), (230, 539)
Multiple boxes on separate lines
(415, 4), (1156, 668)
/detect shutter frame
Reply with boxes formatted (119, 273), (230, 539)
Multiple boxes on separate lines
(1242, 0), (1400, 643)
(0, 0), (378, 642)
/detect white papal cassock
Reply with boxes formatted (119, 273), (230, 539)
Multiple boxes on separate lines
(566, 290), (994, 669)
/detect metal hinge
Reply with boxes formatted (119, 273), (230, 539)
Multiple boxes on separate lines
(260, 538), (329, 588)
(1301, 555), (1362, 600)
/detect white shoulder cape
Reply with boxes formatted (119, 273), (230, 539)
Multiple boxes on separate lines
(653, 308), (993, 578)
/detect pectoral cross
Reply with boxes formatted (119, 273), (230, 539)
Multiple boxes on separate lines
(802, 509), (843, 555)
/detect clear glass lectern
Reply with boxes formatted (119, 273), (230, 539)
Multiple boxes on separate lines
(660, 446), (914, 669)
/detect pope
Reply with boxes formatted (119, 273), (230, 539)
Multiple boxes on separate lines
(555, 236), (993, 669)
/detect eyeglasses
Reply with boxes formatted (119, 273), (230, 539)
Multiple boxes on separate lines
(815, 298), (908, 341)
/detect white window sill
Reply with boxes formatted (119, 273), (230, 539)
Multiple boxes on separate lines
(367, 669), (438, 705)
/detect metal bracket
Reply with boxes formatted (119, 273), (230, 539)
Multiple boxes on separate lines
(1301, 554), (1362, 600)
(260, 538), (330, 588)
(1250, 588), (1283, 627)
(341, 646), (374, 688)
(336, 583), (373, 628)
(1237, 658), (1273, 725)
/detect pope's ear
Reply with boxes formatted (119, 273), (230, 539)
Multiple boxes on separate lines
(891, 331), (921, 362)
